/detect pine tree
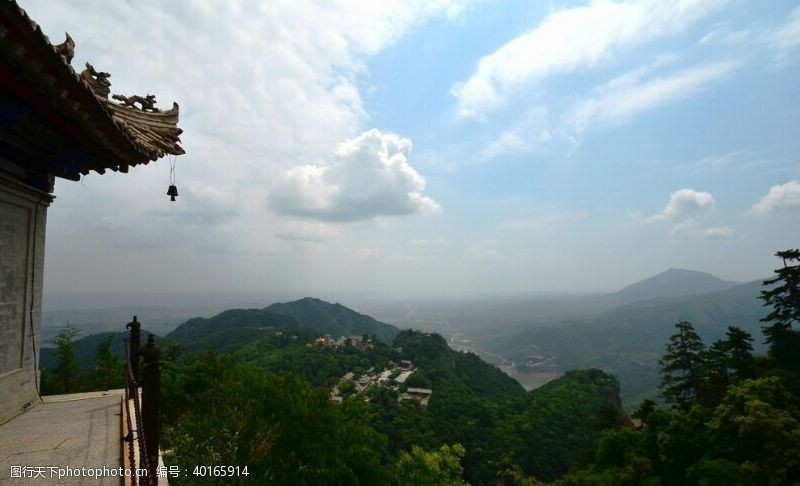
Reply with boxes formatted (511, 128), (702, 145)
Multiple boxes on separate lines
(53, 322), (80, 394)
(720, 326), (754, 378)
(699, 327), (753, 406)
(701, 340), (729, 406)
(92, 335), (123, 390)
(660, 321), (706, 408)
(760, 249), (800, 370)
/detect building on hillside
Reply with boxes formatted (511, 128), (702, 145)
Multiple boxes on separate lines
(314, 335), (335, 347)
(394, 370), (413, 384)
(398, 387), (432, 407)
(0, 0), (184, 424)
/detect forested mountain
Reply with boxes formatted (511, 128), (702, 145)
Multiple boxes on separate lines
(394, 330), (523, 401)
(491, 280), (767, 406)
(265, 297), (400, 343)
(165, 308), (300, 352)
(165, 297), (400, 350)
(39, 251), (800, 484)
(158, 331), (623, 484)
(39, 328), (161, 370)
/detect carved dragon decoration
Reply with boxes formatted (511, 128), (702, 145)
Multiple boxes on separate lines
(79, 62), (111, 98)
(111, 93), (161, 113)
(54, 33), (74, 63)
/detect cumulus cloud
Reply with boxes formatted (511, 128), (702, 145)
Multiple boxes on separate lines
(565, 60), (740, 132)
(647, 189), (714, 222)
(20, 0), (465, 292)
(269, 129), (440, 222)
(750, 180), (800, 215)
(670, 219), (733, 239)
(451, 0), (728, 118)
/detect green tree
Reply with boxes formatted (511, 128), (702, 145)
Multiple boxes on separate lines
(160, 353), (391, 485)
(164, 341), (184, 362)
(338, 379), (356, 397)
(395, 443), (468, 486)
(92, 335), (123, 390)
(709, 377), (800, 485)
(660, 321), (706, 409)
(702, 340), (730, 406)
(719, 326), (754, 378)
(760, 249), (800, 370)
(686, 458), (751, 486)
(53, 323), (80, 394)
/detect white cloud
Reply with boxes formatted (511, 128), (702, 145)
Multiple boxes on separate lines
(565, 60), (740, 132)
(698, 25), (750, 46)
(269, 129), (440, 222)
(750, 180), (800, 215)
(670, 219), (733, 239)
(670, 219), (700, 237)
(480, 107), (551, 160)
(770, 4), (800, 51)
(703, 226), (734, 238)
(464, 241), (509, 262)
(500, 212), (587, 231)
(451, 0), (728, 118)
(481, 132), (531, 160)
(647, 189), (714, 222)
(20, 0), (465, 292)
(696, 151), (740, 170)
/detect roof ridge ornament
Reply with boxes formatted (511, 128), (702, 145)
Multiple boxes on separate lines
(54, 33), (74, 63)
(111, 93), (162, 113)
(80, 62), (111, 98)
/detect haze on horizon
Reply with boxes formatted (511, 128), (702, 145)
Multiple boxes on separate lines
(23, 0), (799, 299)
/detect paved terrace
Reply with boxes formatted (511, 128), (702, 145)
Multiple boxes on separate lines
(0, 390), (124, 485)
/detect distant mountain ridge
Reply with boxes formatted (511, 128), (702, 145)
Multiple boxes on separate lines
(492, 277), (768, 407)
(165, 297), (400, 351)
(265, 297), (399, 344)
(614, 268), (739, 303)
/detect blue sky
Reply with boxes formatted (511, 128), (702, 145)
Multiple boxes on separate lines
(22, 0), (800, 298)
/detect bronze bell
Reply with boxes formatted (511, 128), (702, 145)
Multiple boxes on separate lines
(167, 184), (178, 201)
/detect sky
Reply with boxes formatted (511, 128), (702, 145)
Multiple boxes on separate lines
(22, 0), (800, 299)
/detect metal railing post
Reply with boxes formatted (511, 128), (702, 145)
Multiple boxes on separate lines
(141, 334), (162, 484)
(126, 316), (141, 387)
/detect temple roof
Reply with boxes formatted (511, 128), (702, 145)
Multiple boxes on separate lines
(0, 0), (184, 182)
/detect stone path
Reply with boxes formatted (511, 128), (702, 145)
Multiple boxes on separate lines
(0, 390), (123, 485)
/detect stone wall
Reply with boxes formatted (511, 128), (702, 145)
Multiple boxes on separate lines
(0, 169), (49, 425)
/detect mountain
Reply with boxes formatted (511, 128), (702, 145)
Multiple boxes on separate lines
(487, 369), (624, 481)
(165, 308), (301, 352)
(491, 279), (768, 407)
(394, 330), (524, 401)
(614, 268), (738, 303)
(165, 298), (400, 352)
(40, 328), (162, 371)
(265, 297), (399, 344)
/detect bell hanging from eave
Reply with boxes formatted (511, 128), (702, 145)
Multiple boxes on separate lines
(167, 184), (178, 201)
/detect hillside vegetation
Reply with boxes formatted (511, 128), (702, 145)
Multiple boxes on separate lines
(39, 251), (800, 484)
(491, 280), (767, 406)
